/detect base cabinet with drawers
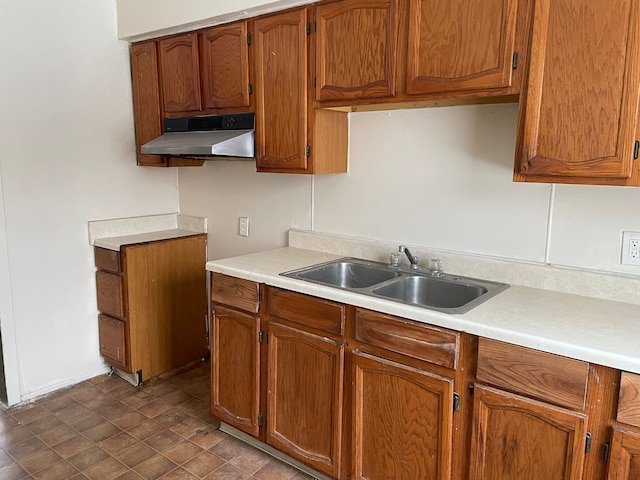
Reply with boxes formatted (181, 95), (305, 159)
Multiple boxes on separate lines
(608, 372), (640, 479)
(94, 235), (208, 383)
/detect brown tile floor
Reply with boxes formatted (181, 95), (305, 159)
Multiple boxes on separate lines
(0, 362), (313, 480)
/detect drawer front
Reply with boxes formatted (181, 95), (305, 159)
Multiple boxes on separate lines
(618, 372), (640, 427)
(94, 247), (121, 273)
(477, 338), (589, 410)
(211, 273), (260, 314)
(98, 314), (129, 371)
(355, 308), (459, 369)
(96, 271), (126, 319)
(267, 287), (345, 336)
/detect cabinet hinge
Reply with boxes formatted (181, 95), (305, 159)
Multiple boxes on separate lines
(258, 412), (263, 427)
(453, 393), (461, 412)
(634, 140), (639, 159)
(585, 432), (592, 453)
(512, 52), (518, 70)
(247, 32), (251, 45)
(469, 384), (475, 396)
(259, 330), (264, 343)
(248, 82), (253, 95)
(603, 441), (610, 462)
(313, 77), (316, 88)
(306, 21), (311, 35)
(305, 145), (311, 157)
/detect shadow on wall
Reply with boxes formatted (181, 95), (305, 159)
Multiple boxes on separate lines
(467, 103), (519, 170)
(0, 327), (6, 405)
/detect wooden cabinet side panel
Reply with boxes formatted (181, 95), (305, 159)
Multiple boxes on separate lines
(200, 22), (250, 109)
(619, 372), (640, 427)
(469, 385), (587, 480)
(352, 351), (453, 480)
(608, 427), (640, 480)
(130, 41), (167, 167)
(516, 0), (640, 179)
(477, 338), (589, 410)
(266, 322), (344, 478)
(158, 33), (202, 113)
(315, 0), (397, 102)
(405, 0), (517, 95)
(255, 9), (309, 171)
(211, 306), (260, 437)
(211, 273), (260, 313)
(124, 235), (208, 380)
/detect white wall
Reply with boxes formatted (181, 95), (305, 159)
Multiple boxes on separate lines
(0, 0), (180, 404)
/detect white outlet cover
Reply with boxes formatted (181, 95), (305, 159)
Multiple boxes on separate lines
(621, 231), (640, 265)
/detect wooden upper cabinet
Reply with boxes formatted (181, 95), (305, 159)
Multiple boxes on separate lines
(200, 22), (250, 109)
(254, 9), (310, 171)
(158, 33), (202, 114)
(405, 0), (517, 95)
(315, 0), (397, 102)
(130, 41), (166, 167)
(516, 0), (640, 183)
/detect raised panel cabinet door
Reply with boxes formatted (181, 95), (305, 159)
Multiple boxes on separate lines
(158, 33), (202, 113)
(469, 385), (588, 480)
(98, 314), (129, 371)
(211, 306), (260, 437)
(200, 22), (250, 109)
(516, 0), (640, 179)
(130, 41), (166, 167)
(352, 351), (454, 480)
(406, 0), (517, 95)
(266, 322), (344, 478)
(315, 0), (397, 102)
(254, 9), (309, 171)
(607, 427), (640, 480)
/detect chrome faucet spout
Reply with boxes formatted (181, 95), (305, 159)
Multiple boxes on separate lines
(398, 245), (419, 269)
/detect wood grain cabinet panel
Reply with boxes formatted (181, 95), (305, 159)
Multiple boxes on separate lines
(469, 384), (588, 480)
(515, 0), (640, 183)
(98, 314), (128, 371)
(352, 351), (453, 480)
(158, 33), (202, 114)
(211, 273), (260, 314)
(200, 22), (250, 109)
(618, 372), (640, 428)
(266, 322), (344, 478)
(211, 305), (261, 437)
(96, 271), (125, 320)
(607, 426), (640, 480)
(405, 0), (517, 95)
(315, 0), (398, 102)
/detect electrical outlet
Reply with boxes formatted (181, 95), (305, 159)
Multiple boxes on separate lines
(239, 217), (250, 237)
(621, 231), (640, 265)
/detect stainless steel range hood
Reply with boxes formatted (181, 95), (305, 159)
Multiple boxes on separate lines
(141, 113), (255, 159)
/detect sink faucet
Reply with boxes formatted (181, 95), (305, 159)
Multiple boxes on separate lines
(399, 245), (419, 269)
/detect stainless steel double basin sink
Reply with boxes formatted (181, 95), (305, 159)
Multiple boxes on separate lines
(281, 257), (508, 314)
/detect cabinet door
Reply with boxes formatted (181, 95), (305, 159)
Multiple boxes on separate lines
(469, 385), (588, 480)
(516, 0), (640, 179)
(608, 427), (640, 480)
(254, 9), (310, 171)
(211, 306), (260, 437)
(130, 41), (166, 167)
(352, 351), (454, 480)
(200, 22), (250, 109)
(158, 33), (202, 114)
(406, 0), (517, 95)
(98, 314), (129, 371)
(315, 0), (397, 102)
(267, 322), (344, 478)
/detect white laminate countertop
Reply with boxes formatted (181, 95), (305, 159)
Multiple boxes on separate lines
(94, 229), (204, 251)
(206, 247), (640, 375)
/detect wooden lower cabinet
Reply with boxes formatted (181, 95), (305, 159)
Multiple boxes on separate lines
(211, 305), (261, 437)
(351, 351), (454, 480)
(469, 385), (588, 480)
(607, 427), (640, 480)
(266, 322), (344, 478)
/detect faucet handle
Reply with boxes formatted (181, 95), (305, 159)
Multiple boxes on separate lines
(429, 258), (443, 275)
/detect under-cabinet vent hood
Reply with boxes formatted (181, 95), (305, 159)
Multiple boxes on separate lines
(141, 113), (255, 159)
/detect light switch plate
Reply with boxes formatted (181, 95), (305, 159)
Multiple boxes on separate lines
(239, 217), (250, 237)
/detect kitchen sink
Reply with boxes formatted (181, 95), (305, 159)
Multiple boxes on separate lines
(281, 257), (508, 314)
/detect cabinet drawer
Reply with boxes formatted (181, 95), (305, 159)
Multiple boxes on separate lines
(477, 338), (589, 410)
(618, 372), (640, 428)
(98, 314), (128, 371)
(94, 247), (121, 273)
(267, 287), (345, 336)
(96, 271), (126, 319)
(211, 273), (260, 314)
(355, 308), (459, 369)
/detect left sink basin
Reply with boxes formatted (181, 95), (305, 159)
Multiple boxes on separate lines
(283, 258), (400, 289)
